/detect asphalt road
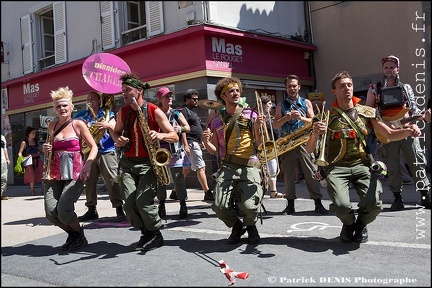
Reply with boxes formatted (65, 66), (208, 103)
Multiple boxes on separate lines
(1, 176), (430, 287)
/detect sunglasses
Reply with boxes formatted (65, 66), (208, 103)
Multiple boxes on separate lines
(189, 98), (199, 101)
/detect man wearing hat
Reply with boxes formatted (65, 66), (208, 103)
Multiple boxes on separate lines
(112, 73), (179, 251)
(366, 55), (431, 210)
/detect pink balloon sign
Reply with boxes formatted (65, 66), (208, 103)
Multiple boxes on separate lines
(82, 53), (131, 94)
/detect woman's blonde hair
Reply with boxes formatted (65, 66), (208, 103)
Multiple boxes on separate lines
(51, 86), (74, 108)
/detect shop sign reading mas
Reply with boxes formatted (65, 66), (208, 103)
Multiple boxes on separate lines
(211, 37), (243, 68)
(23, 82), (40, 104)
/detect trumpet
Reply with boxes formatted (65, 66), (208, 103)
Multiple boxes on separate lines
(256, 92), (280, 178)
(314, 103), (330, 167)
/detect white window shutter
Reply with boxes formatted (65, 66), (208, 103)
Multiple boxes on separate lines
(20, 14), (33, 74)
(53, 1), (67, 64)
(146, 1), (164, 37)
(100, 1), (115, 50)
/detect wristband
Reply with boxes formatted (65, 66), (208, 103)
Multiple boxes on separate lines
(181, 126), (187, 133)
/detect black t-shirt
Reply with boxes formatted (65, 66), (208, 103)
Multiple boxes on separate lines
(181, 105), (203, 143)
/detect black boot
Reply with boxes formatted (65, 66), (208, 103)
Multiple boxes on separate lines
(131, 228), (152, 251)
(158, 201), (166, 218)
(246, 225), (260, 244)
(283, 199), (295, 215)
(390, 192), (404, 211)
(115, 206), (127, 222)
(353, 219), (368, 243)
(169, 190), (178, 200)
(61, 230), (75, 251)
(141, 230), (164, 251)
(179, 200), (188, 218)
(228, 220), (246, 244)
(77, 206), (99, 221)
(339, 223), (355, 243)
(420, 190), (431, 209)
(314, 199), (328, 214)
(204, 190), (215, 201)
(68, 225), (88, 251)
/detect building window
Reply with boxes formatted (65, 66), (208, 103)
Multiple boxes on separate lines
(20, 2), (66, 74)
(122, 1), (147, 45)
(39, 9), (55, 70)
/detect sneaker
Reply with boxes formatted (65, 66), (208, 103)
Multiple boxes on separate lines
(1, 196), (9, 200)
(228, 220), (246, 244)
(77, 207), (99, 221)
(204, 190), (215, 201)
(141, 232), (164, 251)
(169, 190), (178, 200)
(131, 233), (153, 251)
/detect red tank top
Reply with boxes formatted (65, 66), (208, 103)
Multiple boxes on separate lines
(120, 101), (159, 158)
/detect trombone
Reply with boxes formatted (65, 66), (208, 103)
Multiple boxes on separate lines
(255, 92), (280, 177)
(314, 102), (329, 167)
(286, 96), (307, 118)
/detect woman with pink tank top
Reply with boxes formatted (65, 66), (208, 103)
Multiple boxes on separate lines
(43, 86), (98, 251)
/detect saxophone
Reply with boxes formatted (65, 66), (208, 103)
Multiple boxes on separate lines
(42, 121), (53, 180)
(82, 101), (110, 154)
(132, 97), (172, 185)
(257, 121), (313, 163)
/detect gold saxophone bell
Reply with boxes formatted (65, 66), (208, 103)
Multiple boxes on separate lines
(155, 148), (171, 167)
(314, 106), (330, 167)
(257, 141), (278, 161)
